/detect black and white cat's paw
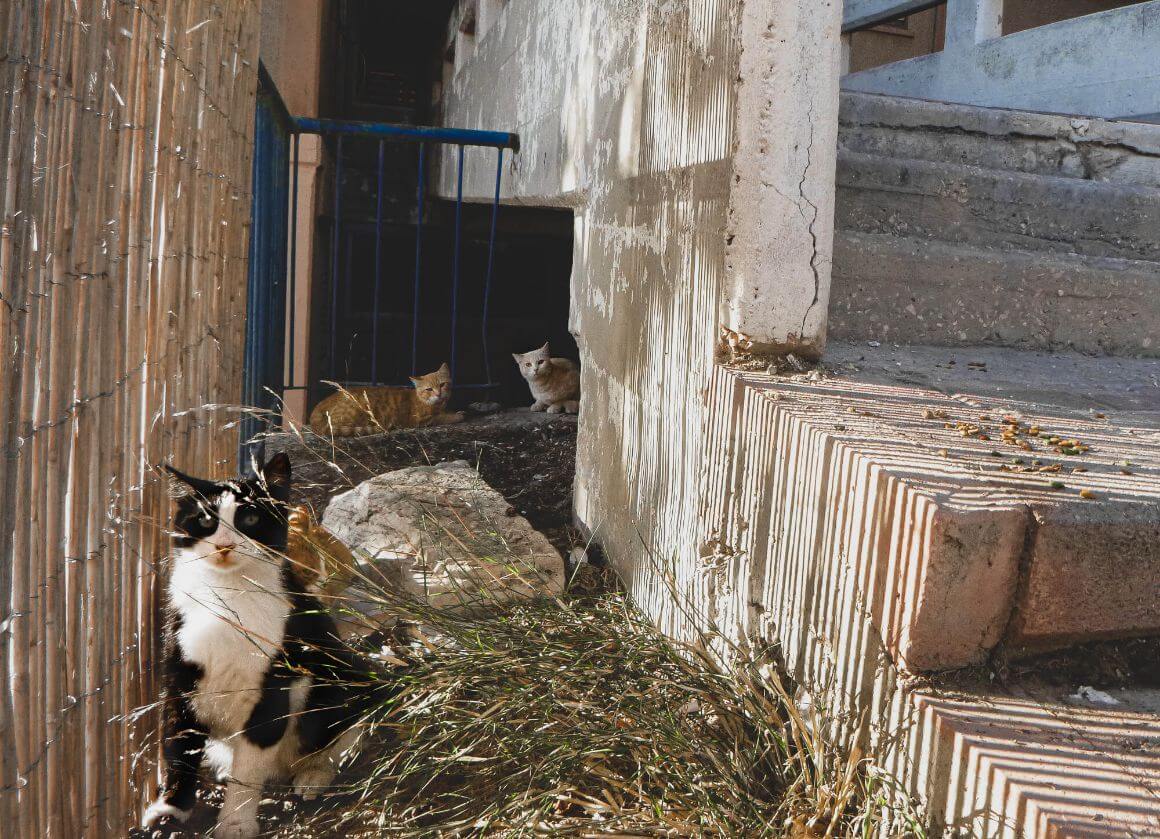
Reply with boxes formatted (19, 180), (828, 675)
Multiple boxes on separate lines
(292, 767), (336, 801)
(142, 798), (192, 828)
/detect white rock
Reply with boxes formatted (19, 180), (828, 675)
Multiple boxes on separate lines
(322, 461), (565, 611)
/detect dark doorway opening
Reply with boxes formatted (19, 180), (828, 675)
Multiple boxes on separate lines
(326, 202), (575, 406)
(306, 1), (577, 411)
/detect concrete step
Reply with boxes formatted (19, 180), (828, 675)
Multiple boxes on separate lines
(724, 343), (1159, 673)
(837, 151), (1160, 263)
(834, 92), (1160, 357)
(829, 230), (1160, 357)
(839, 91), (1160, 188)
(887, 668), (1160, 837)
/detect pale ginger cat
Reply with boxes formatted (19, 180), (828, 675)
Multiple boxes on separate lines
(513, 342), (580, 414)
(309, 363), (464, 437)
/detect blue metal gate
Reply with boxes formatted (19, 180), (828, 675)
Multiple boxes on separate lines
(241, 68), (519, 463)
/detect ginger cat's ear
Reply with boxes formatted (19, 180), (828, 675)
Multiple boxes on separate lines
(409, 377), (421, 387)
(438, 362), (450, 375)
(261, 452), (292, 501)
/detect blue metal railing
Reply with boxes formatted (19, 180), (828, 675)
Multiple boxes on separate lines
(288, 116), (519, 394)
(293, 117), (520, 151)
(241, 67), (520, 461)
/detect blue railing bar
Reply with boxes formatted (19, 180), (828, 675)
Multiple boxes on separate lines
(411, 143), (427, 375)
(480, 147), (504, 388)
(295, 117), (520, 151)
(371, 139), (385, 385)
(343, 234), (354, 379)
(450, 144), (465, 381)
(287, 132), (300, 389)
(330, 135), (343, 380)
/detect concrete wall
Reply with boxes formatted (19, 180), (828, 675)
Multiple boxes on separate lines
(438, 0), (742, 637)
(260, 0), (327, 118)
(847, 7), (946, 75)
(843, 0), (1160, 119)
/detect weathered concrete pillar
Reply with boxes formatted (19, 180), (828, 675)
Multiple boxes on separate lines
(478, 0), (505, 39)
(944, 0), (1004, 48)
(724, 0), (844, 360)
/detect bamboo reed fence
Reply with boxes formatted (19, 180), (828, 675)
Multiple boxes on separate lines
(0, 2), (261, 835)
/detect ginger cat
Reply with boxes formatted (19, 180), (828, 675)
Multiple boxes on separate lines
(308, 363), (464, 437)
(513, 342), (580, 414)
(286, 506), (359, 596)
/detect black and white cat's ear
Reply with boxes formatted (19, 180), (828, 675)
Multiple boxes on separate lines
(159, 463), (218, 498)
(261, 452), (292, 501)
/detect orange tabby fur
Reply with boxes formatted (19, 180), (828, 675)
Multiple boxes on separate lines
(308, 363), (464, 437)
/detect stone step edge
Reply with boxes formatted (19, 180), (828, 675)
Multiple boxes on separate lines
(839, 90), (1160, 160)
(741, 371), (1160, 671)
(830, 230), (1160, 358)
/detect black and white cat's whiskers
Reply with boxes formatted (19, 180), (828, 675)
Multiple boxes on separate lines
(144, 454), (371, 839)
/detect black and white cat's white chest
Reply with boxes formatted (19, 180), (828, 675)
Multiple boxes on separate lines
(169, 555), (294, 735)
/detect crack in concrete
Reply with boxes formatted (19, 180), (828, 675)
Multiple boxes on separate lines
(797, 98), (823, 342)
(842, 119), (1160, 163)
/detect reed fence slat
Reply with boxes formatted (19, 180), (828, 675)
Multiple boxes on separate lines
(0, 2), (261, 835)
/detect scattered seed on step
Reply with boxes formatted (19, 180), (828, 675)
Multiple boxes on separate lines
(1079, 489), (1097, 500)
(1050, 481), (1065, 490)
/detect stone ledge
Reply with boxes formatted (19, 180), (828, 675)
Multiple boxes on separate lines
(727, 343), (1160, 671)
(895, 679), (1160, 837)
(838, 91), (1160, 187)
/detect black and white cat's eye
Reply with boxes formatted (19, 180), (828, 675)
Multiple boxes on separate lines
(197, 513), (214, 528)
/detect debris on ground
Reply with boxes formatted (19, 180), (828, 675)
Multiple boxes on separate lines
(1069, 686), (1121, 706)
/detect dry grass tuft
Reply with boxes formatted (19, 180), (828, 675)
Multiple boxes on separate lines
(279, 586), (922, 838)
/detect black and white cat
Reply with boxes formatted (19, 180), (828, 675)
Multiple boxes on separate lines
(143, 453), (373, 839)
